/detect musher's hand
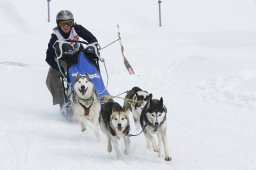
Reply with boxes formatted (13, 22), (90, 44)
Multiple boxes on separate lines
(84, 42), (100, 58)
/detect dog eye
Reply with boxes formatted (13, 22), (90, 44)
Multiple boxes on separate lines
(159, 114), (162, 116)
(151, 114), (155, 117)
(121, 118), (125, 120)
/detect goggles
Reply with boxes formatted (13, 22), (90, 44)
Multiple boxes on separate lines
(59, 20), (73, 27)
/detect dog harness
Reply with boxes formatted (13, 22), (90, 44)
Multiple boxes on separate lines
(78, 95), (94, 115)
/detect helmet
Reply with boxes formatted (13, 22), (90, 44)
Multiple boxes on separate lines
(56, 10), (74, 24)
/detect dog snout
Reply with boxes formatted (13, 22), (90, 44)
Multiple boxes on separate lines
(81, 85), (85, 89)
(155, 122), (159, 126)
(118, 123), (122, 128)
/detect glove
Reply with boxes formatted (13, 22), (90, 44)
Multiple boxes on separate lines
(84, 43), (100, 59)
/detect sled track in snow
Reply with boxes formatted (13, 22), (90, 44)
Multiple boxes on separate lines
(0, 61), (28, 67)
(189, 75), (256, 110)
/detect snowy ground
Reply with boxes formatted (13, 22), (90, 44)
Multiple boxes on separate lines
(0, 0), (256, 169)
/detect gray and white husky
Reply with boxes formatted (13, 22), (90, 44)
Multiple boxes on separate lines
(72, 74), (101, 138)
(124, 87), (152, 130)
(99, 101), (130, 160)
(140, 97), (172, 161)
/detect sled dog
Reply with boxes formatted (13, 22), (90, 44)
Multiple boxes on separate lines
(72, 74), (101, 138)
(99, 101), (130, 160)
(140, 97), (172, 161)
(124, 86), (152, 129)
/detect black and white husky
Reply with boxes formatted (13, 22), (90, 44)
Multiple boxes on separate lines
(140, 97), (172, 161)
(72, 74), (101, 138)
(124, 87), (152, 130)
(99, 102), (130, 160)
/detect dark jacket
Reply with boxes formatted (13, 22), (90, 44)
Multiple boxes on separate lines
(45, 24), (98, 70)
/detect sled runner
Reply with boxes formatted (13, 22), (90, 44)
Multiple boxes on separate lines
(53, 40), (110, 120)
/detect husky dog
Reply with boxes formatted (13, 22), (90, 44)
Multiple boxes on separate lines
(72, 74), (101, 138)
(140, 97), (172, 161)
(124, 87), (152, 129)
(99, 102), (130, 160)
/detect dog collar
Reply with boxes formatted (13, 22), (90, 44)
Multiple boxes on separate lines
(79, 96), (94, 115)
(79, 95), (94, 108)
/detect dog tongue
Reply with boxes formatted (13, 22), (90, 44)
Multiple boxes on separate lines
(81, 88), (88, 95)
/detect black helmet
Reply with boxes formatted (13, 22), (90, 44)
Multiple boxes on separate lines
(56, 10), (74, 24)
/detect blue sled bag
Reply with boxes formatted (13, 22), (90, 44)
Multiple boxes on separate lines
(69, 52), (110, 99)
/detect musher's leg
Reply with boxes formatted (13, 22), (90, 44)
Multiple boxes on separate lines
(46, 67), (65, 108)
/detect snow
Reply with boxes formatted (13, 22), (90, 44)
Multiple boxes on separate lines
(1, 0), (256, 169)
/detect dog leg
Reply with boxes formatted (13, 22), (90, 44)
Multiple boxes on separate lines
(144, 133), (152, 149)
(133, 112), (141, 130)
(106, 133), (112, 153)
(157, 132), (163, 157)
(162, 132), (172, 161)
(145, 133), (159, 152)
(91, 116), (100, 140)
(111, 137), (122, 160)
(123, 136), (130, 155)
(79, 116), (98, 134)
(134, 119), (141, 130)
(80, 122), (86, 132)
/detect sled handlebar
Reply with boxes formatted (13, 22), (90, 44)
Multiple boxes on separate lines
(66, 40), (104, 62)
(66, 39), (89, 45)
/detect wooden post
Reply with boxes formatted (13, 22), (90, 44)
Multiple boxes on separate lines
(158, 0), (162, 27)
(47, 0), (51, 22)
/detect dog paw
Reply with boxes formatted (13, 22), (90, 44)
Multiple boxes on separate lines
(107, 145), (112, 152)
(116, 155), (123, 160)
(153, 146), (160, 152)
(165, 156), (172, 161)
(124, 148), (129, 155)
(81, 127), (86, 132)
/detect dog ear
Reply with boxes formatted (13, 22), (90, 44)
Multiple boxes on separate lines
(123, 105), (128, 112)
(76, 73), (81, 78)
(84, 73), (89, 78)
(160, 97), (163, 107)
(135, 92), (139, 99)
(144, 97), (151, 110)
(124, 107), (129, 116)
(145, 93), (153, 101)
(75, 73), (81, 82)
(112, 106), (117, 113)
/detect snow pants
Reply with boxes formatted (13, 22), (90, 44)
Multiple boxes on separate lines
(46, 67), (65, 108)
